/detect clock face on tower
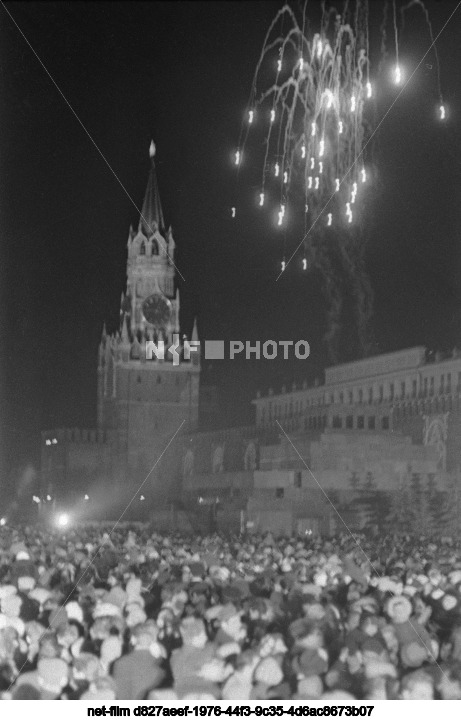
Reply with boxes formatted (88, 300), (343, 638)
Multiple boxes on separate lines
(142, 293), (172, 328)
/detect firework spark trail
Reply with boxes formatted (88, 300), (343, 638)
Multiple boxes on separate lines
(241, 2), (374, 358)
(236, 0), (452, 360)
(245, 4), (370, 233)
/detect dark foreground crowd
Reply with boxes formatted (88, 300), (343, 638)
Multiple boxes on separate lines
(0, 525), (461, 700)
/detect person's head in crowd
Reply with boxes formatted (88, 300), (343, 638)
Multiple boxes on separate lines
(437, 663), (461, 700)
(400, 670), (434, 700)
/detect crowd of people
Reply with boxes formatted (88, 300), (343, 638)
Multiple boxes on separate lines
(0, 523), (460, 700)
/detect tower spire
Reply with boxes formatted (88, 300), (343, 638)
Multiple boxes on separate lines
(139, 140), (165, 237)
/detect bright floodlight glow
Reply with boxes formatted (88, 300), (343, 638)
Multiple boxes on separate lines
(270, 109), (275, 123)
(310, 157), (315, 170)
(317, 39), (323, 59)
(299, 56), (304, 71)
(335, 178), (340, 192)
(302, 258), (307, 270)
(394, 65), (402, 84)
(327, 213), (332, 226)
(301, 144), (306, 159)
(350, 95), (356, 112)
(52, 438), (58, 444)
(57, 514), (69, 528)
(231, 207), (236, 218)
(46, 495), (52, 501)
(361, 168), (367, 183)
(366, 81), (372, 98)
(234, 150), (240, 165)
(45, 439), (51, 446)
(314, 176), (320, 190)
(259, 192), (265, 206)
(84, 494), (89, 500)
(140, 495), (145, 501)
(311, 122), (316, 137)
(283, 171), (288, 184)
(277, 59), (282, 72)
(440, 105), (446, 120)
(319, 161), (323, 174)
(248, 110), (254, 124)
(308, 176), (313, 189)
(319, 137), (325, 157)
(338, 120), (343, 134)
(274, 162), (280, 177)
(281, 260), (286, 271)
(0, 518), (6, 527)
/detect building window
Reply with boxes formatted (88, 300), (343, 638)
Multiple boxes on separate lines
(323, 415), (327, 428)
(346, 415), (353, 429)
(140, 241), (146, 255)
(412, 379), (417, 398)
(332, 415), (342, 429)
(368, 388), (373, 404)
(348, 390), (353, 404)
(358, 389), (363, 403)
(368, 416), (376, 430)
(401, 381), (406, 399)
(441, 374), (445, 392)
(339, 391), (344, 404)
(157, 376), (162, 384)
(430, 376), (434, 395)
(275, 488), (284, 499)
(381, 416), (390, 430)
(447, 373), (451, 389)
(137, 375), (142, 383)
(294, 471), (302, 488)
(390, 383), (394, 400)
(424, 378), (428, 396)
(357, 415), (365, 429)
(379, 385), (383, 402)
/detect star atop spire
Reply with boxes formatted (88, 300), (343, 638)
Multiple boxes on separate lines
(139, 140), (165, 237)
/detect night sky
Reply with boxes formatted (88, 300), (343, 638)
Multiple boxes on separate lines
(2, 1), (461, 486)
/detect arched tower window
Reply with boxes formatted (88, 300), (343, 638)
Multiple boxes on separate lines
(140, 241), (146, 255)
(151, 239), (159, 256)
